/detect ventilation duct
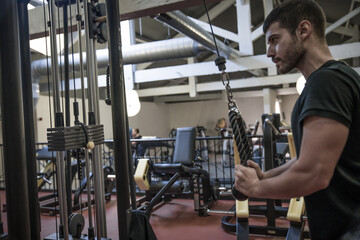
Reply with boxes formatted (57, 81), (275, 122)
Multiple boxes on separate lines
(31, 37), (208, 104)
(31, 37), (207, 79)
(155, 10), (240, 59)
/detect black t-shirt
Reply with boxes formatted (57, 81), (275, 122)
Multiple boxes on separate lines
(291, 60), (360, 240)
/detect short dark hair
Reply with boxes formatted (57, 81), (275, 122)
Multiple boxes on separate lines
(263, 0), (326, 40)
(134, 128), (139, 134)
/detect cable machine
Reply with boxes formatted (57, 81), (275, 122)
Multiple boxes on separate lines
(42, 0), (110, 239)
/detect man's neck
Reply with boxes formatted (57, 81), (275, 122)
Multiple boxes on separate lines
(297, 41), (334, 79)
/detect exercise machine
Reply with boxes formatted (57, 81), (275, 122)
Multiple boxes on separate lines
(134, 127), (220, 215)
(219, 114), (309, 239)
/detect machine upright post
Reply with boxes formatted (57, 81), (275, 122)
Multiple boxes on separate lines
(105, 0), (132, 238)
(18, 0), (41, 239)
(0, 0), (31, 238)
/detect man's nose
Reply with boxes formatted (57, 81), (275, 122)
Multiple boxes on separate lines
(266, 45), (274, 58)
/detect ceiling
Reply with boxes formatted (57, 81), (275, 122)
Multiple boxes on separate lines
(28, 0), (360, 103)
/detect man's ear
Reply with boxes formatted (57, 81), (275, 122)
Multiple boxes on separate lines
(297, 20), (311, 40)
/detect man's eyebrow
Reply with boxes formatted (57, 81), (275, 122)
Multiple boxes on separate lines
(267, 34), (279, 43)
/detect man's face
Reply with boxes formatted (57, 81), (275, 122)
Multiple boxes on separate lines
(265, 22), (305, 74)
(132, 129), (137, 137)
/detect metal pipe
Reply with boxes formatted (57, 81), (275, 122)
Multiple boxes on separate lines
(155, 10), (240, 59)
(49, 0), (62, 113)
(49, 0), (69, 237)
(145, 173), (180, 216)
(84, 151), (94, 237)
(92, 146), (107, 238)
(105, 0), (131, 238)
(206, 209), (235, 216)
(76, 0), (87, 124)
(31, 37), (208, 79)
(18, 1), (41, 239)
(76, 0), (94, 237)
(63, 4), (73, 218)
(0, 0), (31, 238)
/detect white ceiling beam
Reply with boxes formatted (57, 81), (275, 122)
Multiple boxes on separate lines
(154, 93), (222, 103)
(173, 0), (236, 39)
(198, 0), (235, 22)
(120, 0), (226, 20)
(188, 57), (197, 97)
(136, 73), (301, 97)
(224, 87), (297, 99)
(136, 85), (190, 96)
(28, 4), (80, 39)
(326, 7), (360, 35)
(263, 0), (273, 16)
(136, 67), (360, 97)
(134, 42), (360, 83)
(251, 25), (264, 42)
(49, 64), (358, 98)
(236, 0), (253, 56)
(189, 17), (239, 42)
(326, 23), (357, 37)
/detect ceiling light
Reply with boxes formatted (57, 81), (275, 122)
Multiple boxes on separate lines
(126, 90), (141, 117)
(296, 75), (306, 95)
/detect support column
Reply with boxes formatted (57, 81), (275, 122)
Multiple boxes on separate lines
(188, 57), (197, 97)
(0, 0), (31, 239)
(18, 0), (41, 239)
(105, 0), (131, 239)
(236, 0), (253, 56)
(263, 88), (276, 114)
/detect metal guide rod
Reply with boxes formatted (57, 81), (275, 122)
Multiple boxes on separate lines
(63, 3), (74, 219)
(76, 0), (93, 236)
(84, 150), (94, 233)
(49, 0), (62, 113)
(48, 0), (69, 238)
(84, 0), (97, 114)
(76, 0), (87, 124)
(83, 0), (107, 237)
(92, 146), (108, 237)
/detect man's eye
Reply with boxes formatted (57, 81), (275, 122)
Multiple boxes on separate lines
(269, 36), (279, 44)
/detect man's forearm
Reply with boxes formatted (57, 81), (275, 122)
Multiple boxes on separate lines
(263, 157), (297, 179)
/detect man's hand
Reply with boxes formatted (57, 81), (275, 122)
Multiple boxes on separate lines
(247, 160), (264, 180)
(234, 164), (261, 197)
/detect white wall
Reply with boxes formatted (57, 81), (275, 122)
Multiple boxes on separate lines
(279, 94), (299, 125)
(34, 92), (299, 142)
(168, 95), (265, 136)
(100, 101), (170, 139)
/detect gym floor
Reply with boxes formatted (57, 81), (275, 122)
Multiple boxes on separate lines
(0, 190), (304, 239)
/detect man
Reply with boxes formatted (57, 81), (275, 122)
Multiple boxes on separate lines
(233, 0), (360, 239)
(131, 128), (145, 157)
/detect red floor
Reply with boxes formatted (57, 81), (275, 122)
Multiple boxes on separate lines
(0, 191), (300, 239)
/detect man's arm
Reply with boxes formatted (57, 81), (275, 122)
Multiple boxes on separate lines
(234, 116), (349, 199)
(246, 157), (297, 180)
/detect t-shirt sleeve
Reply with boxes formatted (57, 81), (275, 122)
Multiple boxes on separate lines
(298, 69), (354, 128)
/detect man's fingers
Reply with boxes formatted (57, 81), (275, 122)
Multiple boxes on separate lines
(247, 160), (259, 169)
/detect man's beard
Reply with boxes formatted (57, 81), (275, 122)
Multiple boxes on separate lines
(277, 38), (305, 74)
